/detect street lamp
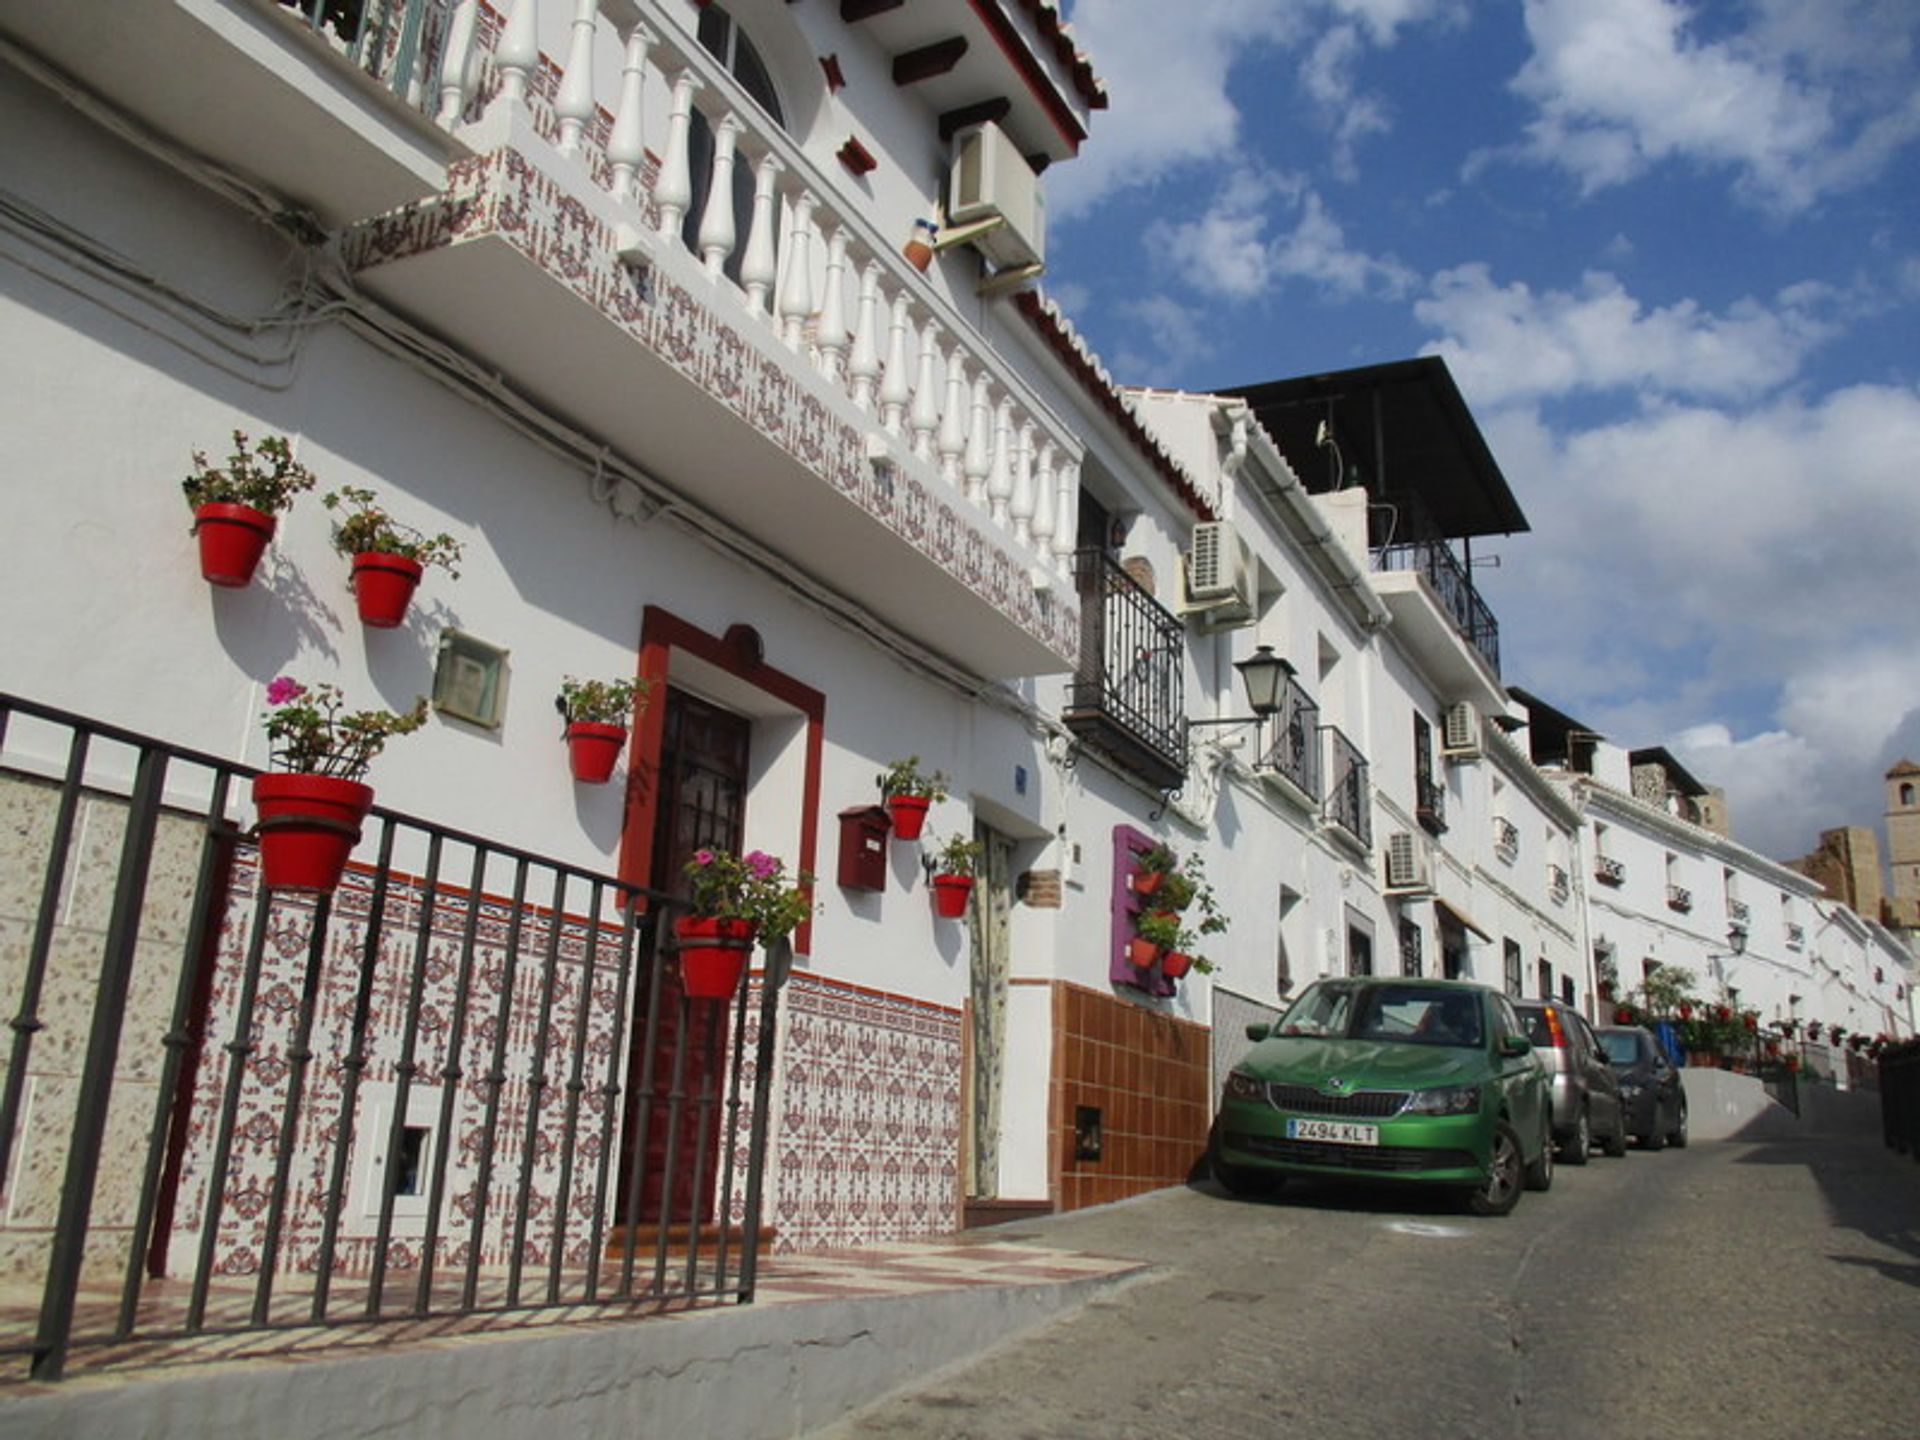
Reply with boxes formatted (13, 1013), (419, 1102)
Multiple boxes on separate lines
(1189, 645), (1295, 754)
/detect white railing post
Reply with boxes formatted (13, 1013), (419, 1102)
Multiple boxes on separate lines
(1031, 440), (1058, 560)
(1010, 420), (1036, 545)
(435, 0), (480, 126)
(816, 228), (851, 382)
(937, 345), (968, 486)
(878, 290), (911, 436)
(909, 317), (941, 462)
(963, 376), (992, 508)
(847, 261), (882, 412)
(653, 68), (700, 238)
(606, 23), (653, 203)
(778, 188), (818, 352)
(740, 151), (782, 318)
(553, 0), (599, 156)
(988, 396), (1014, 526)
(697, 113), (744, 278)
(494, 0), (540, 107)
(1053, 461), (1080, 579)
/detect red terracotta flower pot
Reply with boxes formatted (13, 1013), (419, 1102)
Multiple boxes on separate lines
(565, 722), (627, 783)
(1126, 935), (1161, 970)
(931, 874), (974, 918)
(1160, 951), (1194, 980)
(350, 552), (424, 628)
(252, 773), (374, 894)
(674, 916), (755, 999)
(886, 794), (931, 840)
(193, 503), (276, 587)
(1131, 870), (1166, 898)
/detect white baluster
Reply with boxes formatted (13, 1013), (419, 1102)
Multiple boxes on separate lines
(987, 396), (1014, 526)
(1053, 461), (1080, 578)
(436, 0), (480, 126)
(697, 113), (744, 278)
(554, 0), (598, 156)
(878, 291), (911, 436)
(495, 0), (540, 108)
(816, 229), (851, 382)
(963, 376), (992, 508)
(909, 319), (940, 462)
(606, 24), (653, 203)
(1031, 440), (1058, 559)
(740, 151), (782, 318)
(937, 347), (968, 486)
(847, 261), (881, 411)
(652, 69), (700, 238)
(1010, 420), (1036, 545)
(778, 189), (818, 352)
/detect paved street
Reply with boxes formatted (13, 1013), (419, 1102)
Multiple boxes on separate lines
(809, 1108), (1920, 1440)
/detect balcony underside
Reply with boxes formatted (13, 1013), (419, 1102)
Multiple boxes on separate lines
(1061, 707), (1187, 792)
(8, 0), (455, 228)
(345, 138), (1076, 680)
(1373, 571), (1504, 711)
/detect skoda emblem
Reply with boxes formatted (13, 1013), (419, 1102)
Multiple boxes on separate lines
(1320, 1076), (1354, 1096)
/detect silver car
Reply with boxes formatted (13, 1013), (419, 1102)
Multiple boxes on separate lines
(1512, 1000), (1627, 1162)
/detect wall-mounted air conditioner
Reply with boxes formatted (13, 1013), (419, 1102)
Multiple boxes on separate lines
(1179, 520), (1256, 626)
(1442, 701), (1482, 759)
(948, 122), (1046, 270)
(1384, 831), (1433, 894)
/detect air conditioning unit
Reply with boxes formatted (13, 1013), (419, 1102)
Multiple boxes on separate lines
(1180, 520), (1256, 625)
(1384, 831), (1433, 894)
(948, 122), (1046, 270)
(1441, 701), (1482, 759)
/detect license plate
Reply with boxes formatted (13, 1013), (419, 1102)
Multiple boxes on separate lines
(1286, 1118), (1379, 1145)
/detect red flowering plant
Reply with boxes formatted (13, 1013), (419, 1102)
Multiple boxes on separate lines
(262, 676), (428, 780)
(682, 848), (816, 945)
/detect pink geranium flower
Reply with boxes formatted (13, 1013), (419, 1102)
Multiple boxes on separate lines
(265, 676), (306, 706)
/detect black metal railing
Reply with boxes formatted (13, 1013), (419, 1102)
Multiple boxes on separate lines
(1259, 674), (1320, 800)
(1321, 726), (1371, 851)
(1065, 548), (1187, 789)
(1415, 774), (1447, 835)
(1375, 538), (1501, 677)
(0, 694), (781, 1382)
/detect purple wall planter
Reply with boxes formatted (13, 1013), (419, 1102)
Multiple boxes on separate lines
(1110, 824), (1174, 998)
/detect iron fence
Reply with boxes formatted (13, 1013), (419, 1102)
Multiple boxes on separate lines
(0, 693), (780, 1382)
(1259, 674), (1320, 800)
(1321, 726), (1371, 851)
(1065, 547), (1187, 788)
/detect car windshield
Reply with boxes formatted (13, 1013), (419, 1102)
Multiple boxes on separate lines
(1276, 983), (1483, 1048)
(1599, 1030), (1642, 1065)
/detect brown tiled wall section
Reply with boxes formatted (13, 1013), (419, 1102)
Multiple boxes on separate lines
(1051, 982), (1212, 1212)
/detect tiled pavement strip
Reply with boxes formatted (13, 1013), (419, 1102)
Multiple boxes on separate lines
(0, 1234), (1146, 1388)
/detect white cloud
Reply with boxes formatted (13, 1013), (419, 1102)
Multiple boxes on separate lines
(1478, 383), (1920, 858)
(1504, 0), (1920, 211)
(1415, 266), (1838, 406)
(1117, 293), (1216, 370)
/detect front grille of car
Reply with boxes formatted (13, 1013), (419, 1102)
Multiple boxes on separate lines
(1261, 1083), (1410, 1118)
(1228, 1132), (1476, 1173)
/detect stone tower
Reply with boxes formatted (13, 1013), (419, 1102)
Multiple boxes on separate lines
(1887, 759), (1920, 928)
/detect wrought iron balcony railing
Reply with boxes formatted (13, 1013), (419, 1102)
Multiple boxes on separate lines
(1595, 854), (1626, 886)
(1547, 863), (1570, 904)
(1493, 816), (1520, 862)
(1322, 725), (1371, 851)
(1064, 548), (1187, 790)
(1667, 884), (1693, 912)
(1416, 774), (1447, 835)
(1375, 538), (1501, 677)
(1786, 922), (1807, 950)
(1728, 898), (1752, 925)
(1258, 673), (1321, 802)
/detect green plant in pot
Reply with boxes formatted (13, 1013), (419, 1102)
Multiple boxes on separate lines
(676, 848), (817, 999)
(930, 833), (981, 919)
(183, 430), (317, 587)
(1131, 907), (1222, 981)
(1131, 843), (1178, 898)
(555, 675), (652, 784)
(323, 485), (463, 628)
(877, 755), (949, 840)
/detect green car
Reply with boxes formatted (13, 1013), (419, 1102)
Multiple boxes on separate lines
(1211, 978), (1555, 1216)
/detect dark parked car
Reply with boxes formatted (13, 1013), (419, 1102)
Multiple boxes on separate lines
(1597, 1025), (1688, 1149)
(1212, 979), (1554, 1217)
(1513, 1000), (1627, 1162)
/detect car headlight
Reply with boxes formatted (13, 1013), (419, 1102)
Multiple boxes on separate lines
(1618, 1081), (1644, 1099)
(1225, 1070), (1266, 1102)
(1403, 1083), (1482, 1116)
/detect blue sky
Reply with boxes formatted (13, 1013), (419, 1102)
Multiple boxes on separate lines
(1042, 0), (1920, 864)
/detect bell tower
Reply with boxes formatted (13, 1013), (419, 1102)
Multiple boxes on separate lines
(1886, 760), (1920, 928)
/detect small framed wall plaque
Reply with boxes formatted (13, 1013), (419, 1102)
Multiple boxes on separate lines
(432, 630), (508, 729)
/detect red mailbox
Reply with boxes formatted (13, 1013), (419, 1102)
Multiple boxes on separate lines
(837, 805), (892, 892)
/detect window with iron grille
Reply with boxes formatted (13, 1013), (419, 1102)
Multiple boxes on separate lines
(1399, 919), (1423, 977)
(1504, 938), (1523, 997)
(1414, 713), (1445, 834)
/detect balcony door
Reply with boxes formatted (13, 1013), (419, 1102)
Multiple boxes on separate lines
(684, 5), (785, 286)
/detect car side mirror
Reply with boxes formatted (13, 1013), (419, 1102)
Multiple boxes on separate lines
(1246, 1022), (1272, 1042)
(1499, 1035), (1532, 1058)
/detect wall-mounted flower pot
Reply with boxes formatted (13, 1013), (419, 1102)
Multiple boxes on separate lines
(674, 915), (755, 999)
(193, 503), (276, 587)
(350, 552), (424, 628)
(931, 874), (973, 918)
(252, 773), (373, 893)
(1130, 869), (1166, 898)
(1126, 935), (1161, 970)
(886, 794), (931, 840)
(565, 722), (628, 783)
(1160, 951), (1194, 980)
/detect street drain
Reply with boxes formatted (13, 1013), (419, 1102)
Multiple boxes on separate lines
(1205, 1290), (1264, 1304)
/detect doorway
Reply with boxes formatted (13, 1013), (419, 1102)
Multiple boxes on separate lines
(965, 822), (1015, 1200)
